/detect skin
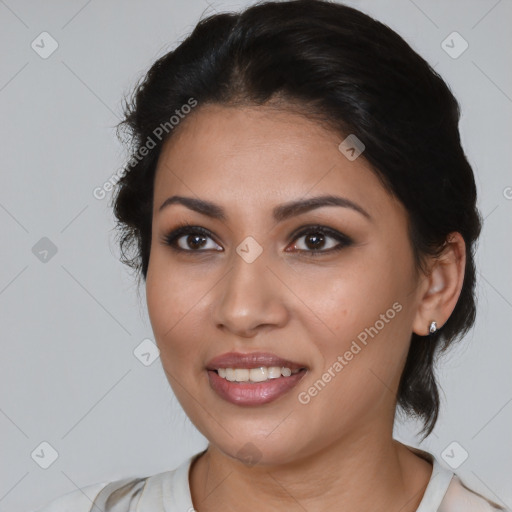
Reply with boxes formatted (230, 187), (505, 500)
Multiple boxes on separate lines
(145, 103), (466, 512)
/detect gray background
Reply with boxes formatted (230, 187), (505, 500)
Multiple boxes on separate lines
(0, 0), (511, 510)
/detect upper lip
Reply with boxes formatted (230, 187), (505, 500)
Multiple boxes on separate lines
(206, 352), (308, 371)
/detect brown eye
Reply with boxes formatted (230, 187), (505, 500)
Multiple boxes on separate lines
(302, 232), (328, 250)
(180, 233), (209, 250)
(287, 225), (353, 256)
(162, 225), (222, 252)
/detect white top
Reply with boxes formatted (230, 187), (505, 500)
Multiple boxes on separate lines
(34, 445), (507, 511)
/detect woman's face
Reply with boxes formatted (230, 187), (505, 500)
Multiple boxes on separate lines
(146, 104), (425, 465)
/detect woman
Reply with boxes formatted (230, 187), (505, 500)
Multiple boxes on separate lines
(35, 0), (507, 510)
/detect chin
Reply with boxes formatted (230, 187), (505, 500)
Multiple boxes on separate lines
(210, 433), (306, 468)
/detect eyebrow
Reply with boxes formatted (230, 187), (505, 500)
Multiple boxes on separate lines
(158, 194), (371, 222)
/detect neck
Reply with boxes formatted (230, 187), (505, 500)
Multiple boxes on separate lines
(189, 430), (433, 512)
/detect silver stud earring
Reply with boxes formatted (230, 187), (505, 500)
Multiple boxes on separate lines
(429, 321), (437, 334)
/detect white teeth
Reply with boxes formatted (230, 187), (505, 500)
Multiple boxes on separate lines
(281, 367), (292, 377)
(235, 369), (249, 381)
(214, 366), (302, 383)
(267, 367), (282, 379)
(249, 367), (268, 382)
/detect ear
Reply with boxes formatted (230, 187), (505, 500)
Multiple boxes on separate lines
(412, 232), (466, 336)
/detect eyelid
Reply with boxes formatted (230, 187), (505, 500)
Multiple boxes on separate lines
(288, 224), (352, 244)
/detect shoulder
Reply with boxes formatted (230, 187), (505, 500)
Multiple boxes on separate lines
(33, 451), (203, 512)
(34, 476), (152, 512)
(34, 481), (110, 512)
(400, 442), (509, 512)
(439, 475), (509, 512)
(32, 463), (186, 512)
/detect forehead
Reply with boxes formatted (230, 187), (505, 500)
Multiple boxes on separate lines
(152, 104), (395, 220)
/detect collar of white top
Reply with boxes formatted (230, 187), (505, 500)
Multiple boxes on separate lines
(138, 444), (453, 512)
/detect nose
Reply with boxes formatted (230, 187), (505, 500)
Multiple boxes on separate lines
(212, 248), (290, 338)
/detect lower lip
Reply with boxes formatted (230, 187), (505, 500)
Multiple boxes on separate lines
(207, 369), (307, 406)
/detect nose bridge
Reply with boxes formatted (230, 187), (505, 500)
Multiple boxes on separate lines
(212, 240), (288, 334)
(230, 241), (270, 295)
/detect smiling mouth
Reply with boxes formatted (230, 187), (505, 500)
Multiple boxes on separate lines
(207, 366), (308, 406)
(205, 351), (309, 404)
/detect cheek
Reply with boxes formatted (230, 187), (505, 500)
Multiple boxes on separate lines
(146, 256), (201, 357)
(298, 253), (406, 330)
(146, 268), (210, 413)
(145, 257), (224, 381)
(294, 247), (414, 376)
(291, 269), (411, 432)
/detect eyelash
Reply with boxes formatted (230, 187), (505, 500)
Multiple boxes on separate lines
(160, 222), (353, 257)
